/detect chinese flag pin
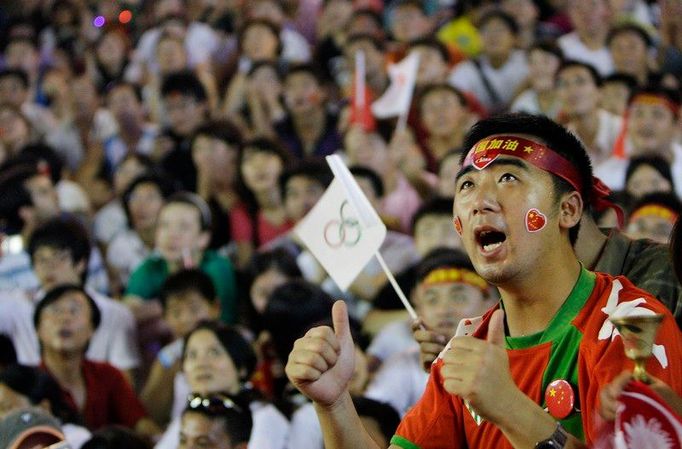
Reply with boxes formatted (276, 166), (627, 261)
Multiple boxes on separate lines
(545, 379), (575, 419)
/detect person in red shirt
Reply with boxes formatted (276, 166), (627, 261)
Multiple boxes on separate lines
(34, 284), (160, 437)
(284, 113), (682, 449)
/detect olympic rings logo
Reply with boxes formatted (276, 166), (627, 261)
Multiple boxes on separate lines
(323, 201), (362, 248)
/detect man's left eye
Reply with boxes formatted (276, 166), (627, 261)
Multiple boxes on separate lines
(500, 173), (517, 182)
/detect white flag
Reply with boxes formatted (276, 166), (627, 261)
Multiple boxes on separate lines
(294, 156), (386, 291)
(371, 52), (420, 119)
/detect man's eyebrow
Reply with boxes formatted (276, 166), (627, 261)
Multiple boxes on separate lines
(455, 158), (530, 183)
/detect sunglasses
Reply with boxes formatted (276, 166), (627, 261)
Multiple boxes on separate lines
(187, 393), (243, 414)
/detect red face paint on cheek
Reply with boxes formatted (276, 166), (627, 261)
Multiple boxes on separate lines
(453, 216), (463, 236)
(525, 208), (547, 232)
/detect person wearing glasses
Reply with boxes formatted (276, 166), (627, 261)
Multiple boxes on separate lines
(179, 393), (252, 449)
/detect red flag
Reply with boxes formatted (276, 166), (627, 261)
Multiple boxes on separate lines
(349, 50), (376, 132)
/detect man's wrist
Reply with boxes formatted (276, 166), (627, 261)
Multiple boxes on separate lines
(535, 422), (568, 449)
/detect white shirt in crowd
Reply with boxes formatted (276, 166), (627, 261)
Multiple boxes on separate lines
(557, 32), (614, 76)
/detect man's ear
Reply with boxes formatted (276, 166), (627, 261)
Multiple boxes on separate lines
(197, 231), (211, 250)
(559, 191), (583, 230)
(74, 258), (87, 276)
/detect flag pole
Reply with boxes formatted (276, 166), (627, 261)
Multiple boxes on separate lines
(395, 53), (420, 133)
(374, 251), (418, 320)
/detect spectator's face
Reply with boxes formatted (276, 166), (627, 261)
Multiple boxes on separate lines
(284, 175), (325, 222)
(156, 203), (209, 263)
(414, 214), (463, 257)
(348, 14), (383, 37)
(609, 31), (648, 77)
(96, 31), (127, 68)
(438, 153), (460, 197)
(284, 72), (324, 114)
(24, 175), (60, 224)
(179, 411), (235, 449)
(391, 5), (431, 43)
(344, 127), (389, 175)
(0, 107), (30, 151)
(557, 66), (599, 116)
(250, 268), (289, 314)
(240, 149), (283, 194)
(4, 41), (39, 77)
(411, 47), (448, 87)
(501, 0), (538, 28)
(165, 293), (218, 339)
(626, 211), (676, 244)
(106, 85), (142, 120)
(241, 24), (279, 61)
(183, 329), (240, 394)
(249, 65), (282, 100)
(628, 101), (676, 155)
(414, 276), (490, 338)
(480, 18), (516, 60)
(32, 246), (83, 291)
(157, 38), (188, 75)
(528, 48), (560, 92)
(192, 136), (239, 185)
(569, 0), (612, 35)
(37, 291), (94, 354)
(70, 77), (99, 116)
(626, 164), (673, 199)
(345, 40), (384, 78)
(599, 82), (630, 116)
(164, 93), (206, 136)
(114, 157), (147, 195)
(0, 383), (31, 419)
(420, 89), (466, 138)
(0, 76), (28, 107)
(248, 0), (284, 24)
(128, 183), (165, 232)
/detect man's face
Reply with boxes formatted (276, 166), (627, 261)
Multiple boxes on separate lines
(569, 0), (611, 35)
(626, 164), (673, 199)
(155, 203), (208, 263)
(390, 5), (431, 43)
(32, 246), (82, 291)
(599, 82), (630, 117)
(242, 24), (279, 61)
(165, 292), (217, 339)
(453, 151), (568, 285)
(128, 183), (165, 232)
(25, 175), (60, 224)
(107, 85), (142, 120)
(480, 18), (515, 60)
(192, 136), (238, 185)
(179, 411), (234, 449)
(164, 93), (206, 137)
(628, 102), (676, 155)
(528, 49), (560, 92)
(414, 214), (462, 257)
(284, 176), (325, 222)
(420, 89), (466, 137)
(626, 213), (676, 244)
(609, 31), (648, 76)
(557, 66), (599, 116)
(37, 291), (94, 354)
(0, 76), (28, 107)
(4, 41), (39, 76)
(284, 72), (324, 115)
(411, 46), (448, 87)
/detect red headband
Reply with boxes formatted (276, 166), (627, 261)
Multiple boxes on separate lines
(462, 135), (624, 227)
(630, 93), (680, 117)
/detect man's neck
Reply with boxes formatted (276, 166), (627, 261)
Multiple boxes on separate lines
(43, 349), (83, 385)
(574, 217), (608, 269)
(498, 248), (582, 337)
(577, 29), (606, 50)
(292, 108), (325, 153)
(487, 52), (511, 69)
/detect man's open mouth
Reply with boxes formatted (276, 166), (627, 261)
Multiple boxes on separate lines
(475, 228), (507, 253)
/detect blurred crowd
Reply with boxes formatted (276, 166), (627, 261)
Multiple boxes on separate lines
(0, 0), (681, 448)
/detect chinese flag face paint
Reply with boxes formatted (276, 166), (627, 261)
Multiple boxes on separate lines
(525, 208), (547, 233)
(453, 216), (463, 236)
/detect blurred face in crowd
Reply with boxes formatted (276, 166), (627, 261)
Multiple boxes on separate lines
(0, 105), (30, 152)
(165, 292), (218, 339)
(420, 88), (466, 138)
(24, 174), (60, 226)
(70, 76), (100, 118)
(128, 182), (165, 234)
(527, 48), (561, 92)
(626, 207), (677, 244)
(183, 329), (240, 395)
(240, 148), (284, 195)
(157, 36), (188, 76)
(241, 23), (279, 61)
(438, 153), (461, 197)
(249, 64), (282, 103)
(344, 39), (384, 79)
(250, 268), (290, 315)
(569, 0), (612, 36)
(4, 40), (40, 78)
(318, 0), (353, 36)
(410, 46), (449, 87)
(609, 30), (648, 79)
(414, 214), (463, 257)
(248, 0), (284, 24)
(557, 66), (600, 117)
(114, 156), (147, 195)
(390, 4), (431, 43)
(192, 135), (239, 186)
(284, 71), (324, 115)
(0, 75), (28, 107)
(344, 127), (389, 176)
(628, 100), (677, 155)
(501, 0), (538, 29)
(347, 13), (383, 37)
(179, 411), (239, 449)
(164, 92), (207, 137)
(626, 165), (673, 199)
(599, 81), (631, 117)
(96, 30), (128, 70)
(32, 246), (83, 291)
(106, 84), (143, 123)
(283, 175), (325, 222)
(480, 17), (516, 61)
(155, 202), (210, 264)
(37, 291), (94, 354)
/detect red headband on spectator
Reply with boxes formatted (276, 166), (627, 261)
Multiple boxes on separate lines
(462, 135), (624, 227)
(630, 93), (680, 116)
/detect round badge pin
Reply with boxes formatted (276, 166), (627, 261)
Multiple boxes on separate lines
(545, 379), (575, 419)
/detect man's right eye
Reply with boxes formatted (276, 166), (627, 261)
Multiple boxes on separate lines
(459, 180), (474, 191)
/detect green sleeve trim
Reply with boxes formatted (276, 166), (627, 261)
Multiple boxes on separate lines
(390, 435), (422, 449)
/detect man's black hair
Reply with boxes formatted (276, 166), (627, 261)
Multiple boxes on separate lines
(629, 192), (682, 218)
(607, 22), (653, 48)
(191, 119), (243, 149)
(249, 247), (303, 280)
(161, 70), (207, 102)
(0, 334), (17, 367)
(159, 268), (217, 310)
(0, 164), (38, 234)
(603, 72), (639, 91)
(181, 394), (253, 445)
(460, 113), (593, 245)
(16, 142), (65, 186)
(478, 9), (519, 35)
(349, 9), (384, 32)
(182, 322), (257, 383)
(28, 217), (91, 276)
(411, 196), (456, 233)
(350, 165), (385, 198)
(557, 60), (602, 87)
(0, 68), (29, 89)
(418, 83), (468, 109)
(284, 63), (324, 85)
(166, 191), (213, 231)
(278, 159), (333, 199)
(408, 37), (450, 64)
(625, 156), (675, 193)
(105, 80), (144, 103)
(121, 171), (178, 227)
(34, 284), (101, 330)
(415, 247), (477, 285)
(352, 396), (401, 443)
(81, 426), (152, 449)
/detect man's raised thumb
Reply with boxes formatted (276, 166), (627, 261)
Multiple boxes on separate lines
(332, 300), (352, 344)
(487, 309), (505, 346)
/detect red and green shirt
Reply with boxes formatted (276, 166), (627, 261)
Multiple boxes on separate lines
(392, 269), (682, 449)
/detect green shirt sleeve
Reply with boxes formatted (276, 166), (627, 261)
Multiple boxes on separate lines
(125, 257), (168, 300)
(201, 251), (238, 324)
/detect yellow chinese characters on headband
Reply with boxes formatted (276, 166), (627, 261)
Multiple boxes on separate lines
(630, 204), (679, 225)
(422, 267), (488, 292)
(473, 137), (521, 154)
